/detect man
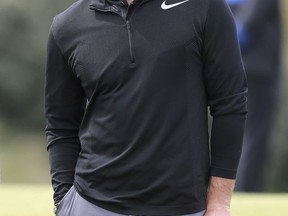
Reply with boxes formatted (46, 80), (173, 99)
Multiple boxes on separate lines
(227, 0), (281, 191)
(45, 0), (248, 215)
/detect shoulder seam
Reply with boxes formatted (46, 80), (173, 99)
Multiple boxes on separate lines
(203, 0), (211, 30)
(49, 23), (71, 68)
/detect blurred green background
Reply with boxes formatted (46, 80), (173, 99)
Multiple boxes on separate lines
(0, 0), (75, 185)
(0, 0), (288, 215)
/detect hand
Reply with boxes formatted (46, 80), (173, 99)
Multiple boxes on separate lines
(204, 205), (232, 216)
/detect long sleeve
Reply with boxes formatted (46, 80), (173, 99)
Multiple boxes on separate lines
(203, 0), (248, 179)
(44, 29), (86, 204)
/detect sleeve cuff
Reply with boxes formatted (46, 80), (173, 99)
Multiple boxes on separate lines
(210, 166), (237, 179)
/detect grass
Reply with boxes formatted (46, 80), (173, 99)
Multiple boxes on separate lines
(0, 184), (53, 216)
(0, 184), (288, 216)
(231, 193), (288, 215)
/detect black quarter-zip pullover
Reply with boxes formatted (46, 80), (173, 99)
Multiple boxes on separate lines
(45, 0), (248, 215)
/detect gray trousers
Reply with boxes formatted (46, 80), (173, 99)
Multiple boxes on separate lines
(57, 186), (206, 216)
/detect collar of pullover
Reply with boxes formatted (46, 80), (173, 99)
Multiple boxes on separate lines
(89, 0), (146, 10)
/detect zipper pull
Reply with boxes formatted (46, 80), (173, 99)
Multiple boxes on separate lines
(126, 20), (130, 29)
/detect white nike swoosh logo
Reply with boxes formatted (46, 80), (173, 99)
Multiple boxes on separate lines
(161, 0), (190, 10)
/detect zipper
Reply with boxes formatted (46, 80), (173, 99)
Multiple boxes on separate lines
(90, 2), (139, 64)
(126, 20), (135, 63)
